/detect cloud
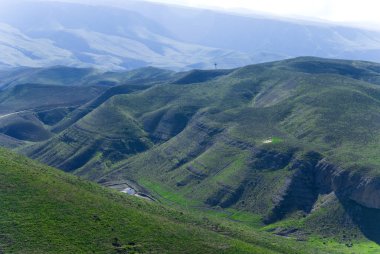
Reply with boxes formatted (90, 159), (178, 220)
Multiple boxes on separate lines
(147, 0), (380, 26)
(3, 0), (379, 28)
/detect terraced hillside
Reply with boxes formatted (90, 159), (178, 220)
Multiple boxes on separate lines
(3, 57), (380, 251)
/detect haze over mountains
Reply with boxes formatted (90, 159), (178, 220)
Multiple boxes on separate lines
(1, 0), (380, 70)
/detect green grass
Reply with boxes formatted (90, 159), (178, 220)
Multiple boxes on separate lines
(1, 148), (310, 254)
(140, 179), (201, 207)
(140, 179), (262, 226)
(307, 237), (380, 254)
(228, 209), (263, 227)
(271, 137), (284, 144)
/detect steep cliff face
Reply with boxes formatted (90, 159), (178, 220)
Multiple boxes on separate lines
(265, 151), (380, 221)
(232, 148), (379, 242)
(312, 159), (380, 211)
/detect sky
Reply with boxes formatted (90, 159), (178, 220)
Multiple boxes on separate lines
(147, 0), (380, 27)
(4, 0), (380, 29)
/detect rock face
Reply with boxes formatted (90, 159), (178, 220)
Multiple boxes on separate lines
(350, 178), (380, 209)
(312, 158), (380, 210)
(265, 152), (324, 223)
(321, 163), (380, 210)
(264, 151), (380, 223)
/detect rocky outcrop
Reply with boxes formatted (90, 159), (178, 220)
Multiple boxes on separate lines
(266, 152), (380, 223)
(316, 160), (380, 209)
(350, 178), (380, 209)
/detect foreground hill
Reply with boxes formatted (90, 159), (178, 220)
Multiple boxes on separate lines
(1, 148), (318, 253)
(2, 57), (380, 252)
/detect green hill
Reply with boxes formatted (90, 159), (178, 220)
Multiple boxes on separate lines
(3, 57), (380, 252)
(1, 148), (318, 254)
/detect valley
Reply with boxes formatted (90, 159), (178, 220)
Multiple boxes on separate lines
(1, 57), (380, 252)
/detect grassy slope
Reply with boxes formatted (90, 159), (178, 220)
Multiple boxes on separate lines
(0, 148), (317, 254)
(16, 57), (380, 251)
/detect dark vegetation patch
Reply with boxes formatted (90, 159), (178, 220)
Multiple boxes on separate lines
(142, 106), (199, 142)
(206, 182), (247, 208)
(249, 150), (294, 171)
(36, 107), (76, 126)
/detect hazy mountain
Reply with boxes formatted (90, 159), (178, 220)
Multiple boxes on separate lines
(0, 1), (255, 70)
(0, 1), (379, 71)
(126, 1), (380, 61)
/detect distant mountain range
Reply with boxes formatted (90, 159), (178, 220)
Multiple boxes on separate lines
(0, 1), (380, 70)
